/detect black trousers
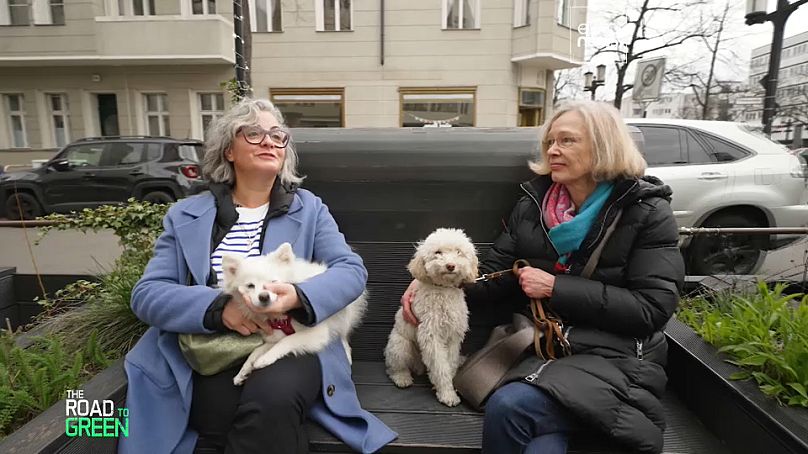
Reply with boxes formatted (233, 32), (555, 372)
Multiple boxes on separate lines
(189, 354), (322, 454)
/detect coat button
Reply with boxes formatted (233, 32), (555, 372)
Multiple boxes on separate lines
(327, 384), (335, 397)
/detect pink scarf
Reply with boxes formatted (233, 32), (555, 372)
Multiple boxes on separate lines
(543, 183), (576, 229)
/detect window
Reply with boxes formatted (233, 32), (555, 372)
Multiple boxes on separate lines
(8, 0), (30, 25)
(513, 0), (529, 27)
(518, 88), (544, 126)
(106, 143), (161, 166)
(270, 88), (344, 127)
(316, 0), (350, 31)
(636, 126), (685, 166)
(251, 0), (281, 32)
(400, 88), (475, 127)
(48, 93), (70, 147)
(144, 93), (170, 136)
(191, 0), (215, 14)
(443, 0), (479, 29)
(64, 144), (104, 167)
(699, 133), (749, 162)
(115, 0), (154, 15)
(48, 0), (63, 24)
(684, 132), (713, 164)
(199, 92), (225, 138)
(5, 94), (27, 148)
(556, 0), (568, 26)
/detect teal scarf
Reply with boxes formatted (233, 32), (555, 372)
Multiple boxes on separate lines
(545, 182), (614, 264)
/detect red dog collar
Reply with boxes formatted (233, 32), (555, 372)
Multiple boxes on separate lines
(269, 316), (296, 335)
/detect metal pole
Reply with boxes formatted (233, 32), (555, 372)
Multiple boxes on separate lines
(762, 0), (789, 136)
(234, 0), (248, 100)
(380, 0), (385, 66)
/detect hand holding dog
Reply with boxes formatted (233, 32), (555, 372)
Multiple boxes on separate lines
(517, 266), (555, 299)
(250, 283), (302, 316)
(401, 279), (419, 325)
(223, 296), (273, 336)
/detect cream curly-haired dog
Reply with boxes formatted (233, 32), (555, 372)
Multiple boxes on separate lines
(384, 228), (478, 406)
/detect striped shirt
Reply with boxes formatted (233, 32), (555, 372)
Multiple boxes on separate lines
(210, 203), (269, 287)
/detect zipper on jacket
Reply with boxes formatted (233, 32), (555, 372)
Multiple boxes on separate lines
(525, 359), (554, 383)
(520, 183), (559, 256)
(635, 339), (644, 360)
(586, 181), (638, 249)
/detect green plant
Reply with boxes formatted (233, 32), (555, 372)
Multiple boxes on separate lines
(32, 199), (168, 361)
(0, 330), (110, 438)
(678, 282), (808, 407)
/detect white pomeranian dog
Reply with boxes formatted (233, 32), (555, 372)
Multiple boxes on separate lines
(384, 228), (478, 406)
(221, 242), (367, 386)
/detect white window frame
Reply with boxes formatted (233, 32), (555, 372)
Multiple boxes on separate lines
(192, 92), (225, 140)
(143, 93), (170, 137)
(46, 93), (70, 147)
(190, 0), (214, 15)
(4, 0), (31, 25)
(111, 0), (153, 16)
(556, 0), (569, 26)
(513, 0), (529, 27)
(5, 94), (28, 148)
(315, 0), (352, 32)
(442, 0), (480, 30)
(250, 0), (282, 32)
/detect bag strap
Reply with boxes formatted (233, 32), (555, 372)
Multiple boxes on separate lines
(523, 208), (624, 360)
(581, 208), (624, 279)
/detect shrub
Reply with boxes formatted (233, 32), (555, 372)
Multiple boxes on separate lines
(678, 282), (808, 407)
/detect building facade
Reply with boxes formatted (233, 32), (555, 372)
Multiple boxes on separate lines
(749, 30), (808, 143)
(0, 0), (586, 156)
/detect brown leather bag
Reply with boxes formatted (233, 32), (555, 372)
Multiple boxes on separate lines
(453, 209), (623, 410)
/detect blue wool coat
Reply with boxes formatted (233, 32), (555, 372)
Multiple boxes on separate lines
(118, 188), (397, 454)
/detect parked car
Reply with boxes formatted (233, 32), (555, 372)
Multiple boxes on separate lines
(0, 136), (205, 220)
(625, 119), (808, 275)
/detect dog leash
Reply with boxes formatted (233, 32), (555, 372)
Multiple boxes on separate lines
(474, 259), (531, 282)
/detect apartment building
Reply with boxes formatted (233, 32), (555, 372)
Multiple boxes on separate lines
(0, 0), (585, 153)
(749, 30), (808, 142)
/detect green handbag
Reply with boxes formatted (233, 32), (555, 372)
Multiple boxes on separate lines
(178, 332), (264, 376)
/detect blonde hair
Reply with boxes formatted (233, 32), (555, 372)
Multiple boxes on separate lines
(202, 97), (304, 186)
(529, 100), (646, 181)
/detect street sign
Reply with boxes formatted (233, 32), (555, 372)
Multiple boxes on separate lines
(632, 57), (666, 102)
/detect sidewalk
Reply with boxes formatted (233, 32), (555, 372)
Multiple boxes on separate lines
(0, 227), (122, 275)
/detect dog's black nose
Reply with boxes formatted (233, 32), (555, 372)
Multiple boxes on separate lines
(258, 292), (271, 303)
(446, 264), (455, 272)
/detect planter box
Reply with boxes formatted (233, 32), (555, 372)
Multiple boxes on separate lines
(665, 317), (808, 454)
(0, 273), (97, 330)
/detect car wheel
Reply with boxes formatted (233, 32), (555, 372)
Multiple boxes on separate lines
(5, 192), (43, 220)
(686, 213), (764, 276)
(141, 191), (175, 204)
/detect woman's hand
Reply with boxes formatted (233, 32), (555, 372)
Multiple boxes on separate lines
(401, 280), (420, 325)
(517, 266), (556, 299)
(249, 283), (302, 317)
(222, 296), (273, 336)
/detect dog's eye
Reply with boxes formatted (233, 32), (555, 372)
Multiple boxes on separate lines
(246, 283), (255, 290)
(435, 250), (442, 255)
(271, 279), (279, 283)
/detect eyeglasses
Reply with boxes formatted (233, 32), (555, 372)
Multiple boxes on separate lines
(238, 125), (290, 147)
(543, 136), (582, 150)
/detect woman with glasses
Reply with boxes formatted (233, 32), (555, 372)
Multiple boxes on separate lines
(401, 100), (684, 454)
(120, 98), (396, 454)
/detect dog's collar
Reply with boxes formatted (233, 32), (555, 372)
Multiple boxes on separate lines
(270, 315), (296, 335)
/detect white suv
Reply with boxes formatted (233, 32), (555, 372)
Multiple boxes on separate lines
(626, 119), (808, 275)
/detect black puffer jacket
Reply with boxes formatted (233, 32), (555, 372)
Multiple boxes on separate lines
(466, 175), (685, 454)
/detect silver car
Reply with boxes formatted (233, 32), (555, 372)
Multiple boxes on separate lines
(627, 119), (808, 275)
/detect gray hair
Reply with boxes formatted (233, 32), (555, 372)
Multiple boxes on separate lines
(202, 97), (304, 186)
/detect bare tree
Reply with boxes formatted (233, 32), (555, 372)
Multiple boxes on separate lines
(553, 68), (584, 105)
(592, 0), (713, 109)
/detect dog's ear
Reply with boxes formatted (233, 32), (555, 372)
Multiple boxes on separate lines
(465, 253), (480, 284)
(407, 246), (429, 282)
(273, 242), (295, 263)
(221, 254), (243, 285)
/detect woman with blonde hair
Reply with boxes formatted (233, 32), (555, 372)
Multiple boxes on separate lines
(402, 100), (684, 453)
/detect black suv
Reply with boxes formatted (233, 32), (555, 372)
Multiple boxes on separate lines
(0, 136), (205, 220)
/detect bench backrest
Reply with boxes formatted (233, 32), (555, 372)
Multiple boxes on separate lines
(292, 128), (542, 361)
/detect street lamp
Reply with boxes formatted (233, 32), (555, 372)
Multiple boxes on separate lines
(583, 64), (606, 100)
(745, 0), (808, 136)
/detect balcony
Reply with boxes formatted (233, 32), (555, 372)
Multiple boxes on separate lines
(510, 0), (585, 70)
(94, 14), (234, 65)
